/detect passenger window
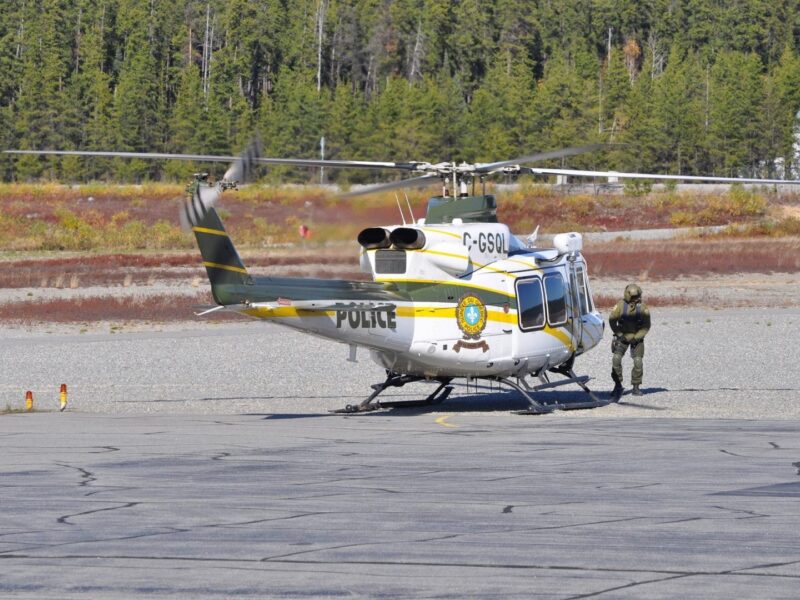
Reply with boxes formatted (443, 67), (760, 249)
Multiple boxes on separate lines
(516, 278), (544, 330)
(544, 273), (568, 325)
(576, 267), (590, 315)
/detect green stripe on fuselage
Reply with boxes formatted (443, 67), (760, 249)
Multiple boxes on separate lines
(210, 276), (516, 309)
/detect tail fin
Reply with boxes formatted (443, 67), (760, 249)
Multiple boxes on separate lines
(189, 206), (252, 290)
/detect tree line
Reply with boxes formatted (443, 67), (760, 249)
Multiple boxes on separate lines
(2, 0), (800, 183)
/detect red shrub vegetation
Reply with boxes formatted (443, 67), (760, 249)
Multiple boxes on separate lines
(0, 293), (247, 323)
(585, 238), (800, 278)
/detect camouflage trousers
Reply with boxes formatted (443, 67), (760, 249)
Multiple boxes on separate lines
(611, 338), (645, 386)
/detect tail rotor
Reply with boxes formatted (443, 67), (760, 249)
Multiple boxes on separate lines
(179, 138), (262, 230)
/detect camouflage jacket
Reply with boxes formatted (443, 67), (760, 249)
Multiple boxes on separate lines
(609, 300), (651, 342)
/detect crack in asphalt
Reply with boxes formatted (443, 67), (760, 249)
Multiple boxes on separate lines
(719, 449), (745, 457)
(620, 483), (662, 490)
(728, 558), (800, 575)
(89, 446), (120, 454)
(5, 552), (800, 584)
(57, 502), (140, 525)
(257, 516), (650, 562)
(83, 486), (137, 497)
(55, 463), (96, 487)
(1, 513), (327, 557)
(711, 505), (769, 519)
(564, 574), (693, 599)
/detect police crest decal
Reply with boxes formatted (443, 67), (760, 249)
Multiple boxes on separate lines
(456, 293), (487, 340)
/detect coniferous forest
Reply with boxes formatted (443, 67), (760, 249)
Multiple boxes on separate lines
(2, 0), (800, 183)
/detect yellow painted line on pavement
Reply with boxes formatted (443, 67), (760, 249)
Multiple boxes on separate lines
(435, 414), (458, 429)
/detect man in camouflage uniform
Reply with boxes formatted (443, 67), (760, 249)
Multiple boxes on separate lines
(609, 284), (651, 399)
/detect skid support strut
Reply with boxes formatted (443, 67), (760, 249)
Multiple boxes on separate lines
(493, 366), (610, 415)
(331, 371), (454, 414)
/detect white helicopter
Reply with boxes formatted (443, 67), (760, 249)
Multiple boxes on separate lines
(7, 145), (800, 414)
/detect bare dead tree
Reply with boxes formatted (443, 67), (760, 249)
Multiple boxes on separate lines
(408, 19), (424, 82)
(316, 0), (328, 92)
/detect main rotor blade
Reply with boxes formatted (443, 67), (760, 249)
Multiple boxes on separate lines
(524, 167), (800, 185)
(339, 174), (441, 198)
(475, 144), (607, 173)
(3, 150), (418, 171)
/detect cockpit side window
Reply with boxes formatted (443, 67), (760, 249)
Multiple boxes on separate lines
(516, 278), (545, 330)
(544, 273), (568, 326)
(576, 266), (590, 315)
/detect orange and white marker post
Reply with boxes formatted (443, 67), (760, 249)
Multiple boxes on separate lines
(25, 391), (33, 411)
(59, 384), (67, 412)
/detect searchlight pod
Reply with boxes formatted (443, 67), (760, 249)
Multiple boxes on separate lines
(523, 232), (583, 264)
(553, 232), (583, 255)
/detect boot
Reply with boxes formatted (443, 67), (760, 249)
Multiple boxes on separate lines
(632, 384), (643, 396)
(611, 382), (623, 401)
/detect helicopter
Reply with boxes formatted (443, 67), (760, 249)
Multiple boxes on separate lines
(7, 144), (800, 414)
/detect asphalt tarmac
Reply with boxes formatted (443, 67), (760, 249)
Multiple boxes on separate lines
(1, 308), (799, 597)
(1, 413), (799, 598)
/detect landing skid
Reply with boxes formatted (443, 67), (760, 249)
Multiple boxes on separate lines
(331, 371), (454, 414)
(500, 366), (610, 415)
(331, 366), (608, 416)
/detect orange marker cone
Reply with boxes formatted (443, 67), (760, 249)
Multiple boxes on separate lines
(59, 384), (67, 412)
(25, 391), (33, 411)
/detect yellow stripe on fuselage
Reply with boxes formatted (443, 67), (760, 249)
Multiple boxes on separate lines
(415, 248), (469, 260)
(396, 305), (517, 324)
(193, 226), (228, 236)
(243, 304), (516, 323)
(202, 261), (248, 274)
(544, 326), (575, 351)
(241, 303), (574, 351)
(419, 227), (463, 239)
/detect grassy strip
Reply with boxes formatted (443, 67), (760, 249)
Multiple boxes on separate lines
(0, 293), (248, 324)
(1, 182), (797, 251)
(4, 236), (798, 289)
(585, 237), (800, 278)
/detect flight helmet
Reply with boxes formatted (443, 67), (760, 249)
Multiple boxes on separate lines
(624, 283), (642, 303)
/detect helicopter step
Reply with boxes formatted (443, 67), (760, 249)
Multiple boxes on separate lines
(331, 372), (454, 414)
(500, 368), (610, 415)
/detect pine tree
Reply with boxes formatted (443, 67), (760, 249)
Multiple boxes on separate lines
(111, 1), (164, 180)
(13, 0), (72, 179)
(706, 51), (766, 176)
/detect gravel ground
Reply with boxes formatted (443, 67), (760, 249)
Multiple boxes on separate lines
(2, 306), (798, 419)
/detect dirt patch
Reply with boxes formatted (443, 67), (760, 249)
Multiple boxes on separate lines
(781, 204), (800, 219)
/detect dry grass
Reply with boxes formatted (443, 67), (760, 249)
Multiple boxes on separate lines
(585, 237), (800, 278)
(0, 252), (362, 288)
(0, 292), (248, 324)
(2, 182), (797, 252)
(3, 236), (798, 291)
(497, 183), (787, 232)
